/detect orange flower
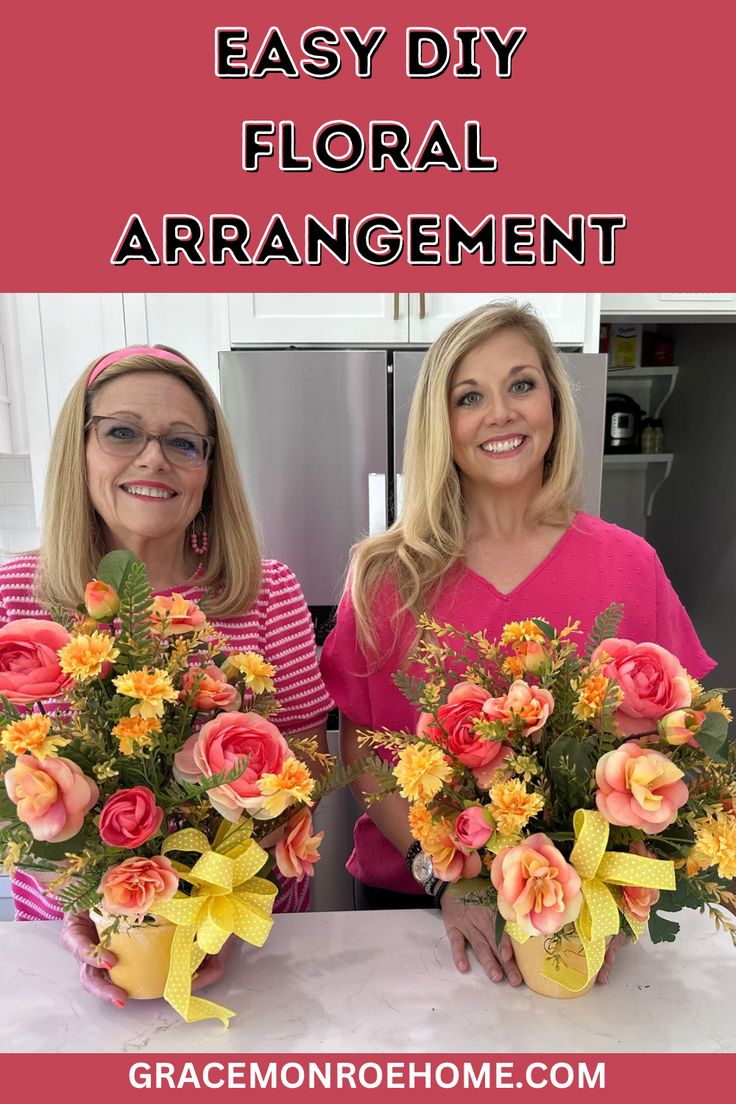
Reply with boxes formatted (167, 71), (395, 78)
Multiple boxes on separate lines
(500, 620), (546, 645)
(111, 716), (161, 756)
(572, 673), (618, 721)
(257, 757), (315, 816)
(275, 808), (324, 882)
(489, 778), (545, 836)
(1, 715), (68, 760)
(150, 593), (207, 636)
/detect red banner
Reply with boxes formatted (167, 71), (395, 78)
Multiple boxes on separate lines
(1, 2), (734, 288)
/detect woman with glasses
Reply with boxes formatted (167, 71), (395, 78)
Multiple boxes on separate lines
(0, 345), (332, 1004)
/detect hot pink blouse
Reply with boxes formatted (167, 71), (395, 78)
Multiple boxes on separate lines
(320, 513), (716, 895)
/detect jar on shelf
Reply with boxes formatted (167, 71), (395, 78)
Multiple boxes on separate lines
(652, 419), (665, 453)
(641, 419), (655, 454)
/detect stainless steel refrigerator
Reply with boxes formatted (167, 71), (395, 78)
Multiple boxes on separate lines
(219, 347), (607, 628)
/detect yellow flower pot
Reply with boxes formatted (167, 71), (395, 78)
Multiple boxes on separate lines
(90, 910), (175, 1000)
(510, 925), (607, 999)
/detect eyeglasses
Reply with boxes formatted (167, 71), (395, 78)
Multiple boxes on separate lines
(86, 416), (215, 468)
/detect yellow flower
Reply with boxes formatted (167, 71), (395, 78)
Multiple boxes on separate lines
(688, 676), (705, 700)
(2, 841), (25, 876)
(58, 631), (119, 681)
(223, 652), (276, 694)
(500, 619), (546, 645)
(111, 715), (161, 756)
(489, 778), (545, 836)
(502, 654), (526, 680)
(408, 802), (433, 847)
(690, 814), (736, 881)
(704, 695), (733, 723)
(572, 673), (619, 720)
(0, 715), (69, 760)
(113, 667), (178, 719)
(257, 757), (315, 816)
(393, 744), (451, 802)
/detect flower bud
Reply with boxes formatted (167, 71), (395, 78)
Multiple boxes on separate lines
(84, 579), (120, 621)
(658, 708), (705, 746)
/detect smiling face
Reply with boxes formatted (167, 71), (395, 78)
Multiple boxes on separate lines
(85, 371), (211, 549)
(448, 328), (555, 497)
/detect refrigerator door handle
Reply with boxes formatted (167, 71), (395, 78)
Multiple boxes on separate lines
(368, 473), (387, 535)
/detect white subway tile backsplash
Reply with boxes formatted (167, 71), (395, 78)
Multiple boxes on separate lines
(0, 457), (30, 482)
(0, 527), (40, 554)
(2, 482), (35, 506)
(0, 504), (35, 527)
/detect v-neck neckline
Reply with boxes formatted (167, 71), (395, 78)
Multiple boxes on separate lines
(460, 514), (580, 601)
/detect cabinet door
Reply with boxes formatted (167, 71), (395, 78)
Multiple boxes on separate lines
(122, 294), (230, 400)
(602, 293), (736, 316)
(408, 294), (590, 345)
(228, 294), (408, 344)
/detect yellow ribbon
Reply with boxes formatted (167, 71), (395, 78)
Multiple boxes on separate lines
(507, 809), (675, 993)
(154, 823), (277, 1025)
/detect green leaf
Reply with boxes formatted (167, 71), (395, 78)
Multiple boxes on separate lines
(647, 909), (680, 944)
(28, 829), (87, 861)
(0, 785), (16, 820)
(96, 550), (140, 594)
(495, 907), (506, 949)
(546, 735), (596, 808)
(531, 618), (555, 640)
(584, 603), (624, 660)
(695, 712), (729, 763)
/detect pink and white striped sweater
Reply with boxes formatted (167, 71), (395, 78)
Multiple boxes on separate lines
(0, 553), (333, 919)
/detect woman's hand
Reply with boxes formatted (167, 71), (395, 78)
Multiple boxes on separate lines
(596, 931), (627, 984)
(440, 885), (522, 986)
(60, 912), (128, 1007)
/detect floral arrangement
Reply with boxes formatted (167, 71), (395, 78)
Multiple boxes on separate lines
(361, 606), (735, 993)
(0, 552), (336, 1024)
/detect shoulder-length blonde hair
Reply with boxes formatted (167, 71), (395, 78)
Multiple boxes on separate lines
(35, 346), (262, 618)
(351, 300), (582, 657)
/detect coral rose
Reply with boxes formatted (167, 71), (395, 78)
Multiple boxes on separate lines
(595, 743), (688, 834)
(591, 639), (691, 737)
(84, 580), (120, 621)
(150, 593), (207, 635)
(5, 754), (98, 841)
(0, 619), (72, 704)
(658, 708), (705, 747)
(483, 680), (554, 741)
(620, 842), (660, 924)
(454, 805), (495, 849)
(418, 682), (510, 776)
(491, 833), (583, 937)
(181, 665), (240, 712)
(275, 808), (324, 882)
(174, 711), (290, 821)
(99, 855), (179, 917)
(98, 786), (164, 848)
(424, 819), (483, 883)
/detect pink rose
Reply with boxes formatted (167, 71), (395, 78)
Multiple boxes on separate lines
(591, 639), (691, 736)
(174, 711), (290, 821)
(180, 665), (240, 712)
(455, 805), (495, 849)
(595, 743), (688, 834)
(418, 682), (509, 773)
(99, 855), (179, 917)
(150, 594), (207, 636)
(620, 841), (660, 924)
(4, 754), (98, 842)
(483, 680), (554, 740)
(491, 833), (583, 937)
(658, 709), (705, 747)
(0, 619), (72, 704)
(275, 808), (324, 882)
(84, 580), (120, 621)
(98, 786), (164, 848)
(426, 820), (483, 883)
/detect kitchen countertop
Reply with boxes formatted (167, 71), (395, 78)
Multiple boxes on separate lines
(1, 908), (733, 1053)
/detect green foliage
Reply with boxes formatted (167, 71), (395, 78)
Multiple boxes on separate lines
(96, 550), (139, 595)
(532, 618), (555, 640)
(584, 603), (624, 660)
(546, 736), (596, 813)
(695, 712), (729, 763)
(115, 560), (155, 670)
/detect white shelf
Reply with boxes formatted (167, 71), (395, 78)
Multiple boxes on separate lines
(603, 453), (673, 466)
(607, 365), (679, 380)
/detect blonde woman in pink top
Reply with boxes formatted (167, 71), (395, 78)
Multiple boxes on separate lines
(0, 346), (332, 1005)
(321, 301), (714, 989)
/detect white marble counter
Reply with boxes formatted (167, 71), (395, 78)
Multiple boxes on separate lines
(0, 908), (734, 1053)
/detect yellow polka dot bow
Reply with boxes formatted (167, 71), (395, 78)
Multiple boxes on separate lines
(507, 809), (676, 993)
(154, 825), (277, 1025)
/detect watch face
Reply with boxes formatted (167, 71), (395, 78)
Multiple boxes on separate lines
(411, 851), (434, 884)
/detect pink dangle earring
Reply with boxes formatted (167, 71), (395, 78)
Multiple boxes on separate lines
(190, 512), (209, 557)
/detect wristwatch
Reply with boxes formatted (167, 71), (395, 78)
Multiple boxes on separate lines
(405, 840), (448, 906)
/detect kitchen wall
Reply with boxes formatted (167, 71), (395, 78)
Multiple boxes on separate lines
(0, 454), (38, 561)
(647, 323), (736, 689)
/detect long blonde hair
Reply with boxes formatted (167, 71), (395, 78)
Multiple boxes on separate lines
(351, 300), (582, 657)
(35, 347), (262, 618)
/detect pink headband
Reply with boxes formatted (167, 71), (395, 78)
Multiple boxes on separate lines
(87, 346), (189, 389)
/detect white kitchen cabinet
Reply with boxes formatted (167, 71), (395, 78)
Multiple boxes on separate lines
(602, 293), (736, 317)
(407, 293), (597, 348)
(228, 293), (409, 344)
